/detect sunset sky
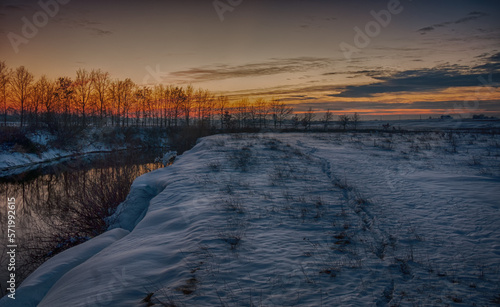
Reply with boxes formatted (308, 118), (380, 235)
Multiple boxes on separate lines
(1, 0), (499, 118)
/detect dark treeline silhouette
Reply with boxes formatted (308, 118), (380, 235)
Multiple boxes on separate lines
(0, 61), (297, 131)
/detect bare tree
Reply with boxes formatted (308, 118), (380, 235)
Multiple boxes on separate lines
(234, 98), (249, 128)
(222, 110), (234, 131)
(38, 76), (56, 127)
(205, 90), (215, 128)
(217, 95), (228, 129)
(194, 88), (214, 128)
(152, 84), (162, 126)
(301, 107), (315, 130)
(322, 109), (333, 131)
(352, 112), (360, 130)
(119, 78), (135, 127)
(194, 88), (204, 123)
(291, 113), (300, 129)
(183, 85), (193, 126)
(0, 61), (12, 126)
(255, 98), (269, 129)
(74, 69), (93, 127)
(170, 86), (185, 127)
(91, 69), (110, 126)
(143, 87), (153, 126)
(30, 77), (44, 128)
(248, 102), (258, 128)
(108, 78), (135, 127)
(109, 80), (120, 126)
(54, 77), (73, 128)
(338, 114), (350, 130)
(159, 84), (170, 127)
(11, 66), (34, 127)
(134, 86), (152, 126)
(271, 99), (292, 129)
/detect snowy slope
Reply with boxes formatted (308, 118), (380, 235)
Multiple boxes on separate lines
(3, 229), (129, 306)
(2, 131), (499, 306)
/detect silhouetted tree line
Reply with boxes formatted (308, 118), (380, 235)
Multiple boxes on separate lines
(0, 61), (299, 131)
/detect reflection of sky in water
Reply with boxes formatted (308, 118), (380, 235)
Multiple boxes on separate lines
(0, 150), (164, 288)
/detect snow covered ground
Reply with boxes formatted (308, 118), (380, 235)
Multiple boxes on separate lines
(2, 129), (500, 306)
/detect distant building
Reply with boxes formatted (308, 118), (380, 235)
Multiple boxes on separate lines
(440, 115), (453, 120)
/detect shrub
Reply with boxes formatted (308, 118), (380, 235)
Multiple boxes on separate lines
(230, 146), (252, 171)
(0, 127), (44, 154)
(49, 126), (85, 149)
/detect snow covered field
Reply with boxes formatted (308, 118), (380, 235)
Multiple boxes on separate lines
(3, 130), (500, 306)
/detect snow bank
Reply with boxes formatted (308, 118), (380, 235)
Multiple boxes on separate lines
(0, 228), (129, 307)
(107, 167), (172, 232)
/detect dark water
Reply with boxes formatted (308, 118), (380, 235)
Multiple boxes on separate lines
(0, 149), (165, 294)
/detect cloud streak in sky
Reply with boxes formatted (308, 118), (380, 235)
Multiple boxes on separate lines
(55, 17), (113, 37)
(418, 11), (488, 34)
(216, 53), (500, 102)
(167, 57), (334, 82)
(474, 52), (500, 72)
(0, 4), (29, 12)
(333, 58), (500, 98)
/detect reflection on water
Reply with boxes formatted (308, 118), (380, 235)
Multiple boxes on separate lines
(0, 149), (164, 294)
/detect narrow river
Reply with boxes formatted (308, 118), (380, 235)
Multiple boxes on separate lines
(0, 149), (165, 294)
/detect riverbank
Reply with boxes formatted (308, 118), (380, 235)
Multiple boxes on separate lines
(2, 119), (499, 177)
(0, 126), (173, 177)
(0, 148), (166, 296)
